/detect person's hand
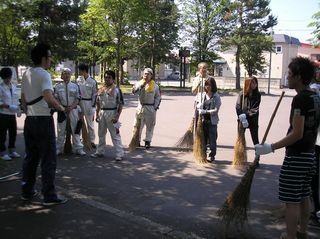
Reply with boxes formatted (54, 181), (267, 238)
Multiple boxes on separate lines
(198, 109), (207, 115)
(95, 115), (100, 123)
(9, 105), (19, 112)
(241, 119), (249, 128)
(255, 144), (273, 155)
(238, 113), (246, 121)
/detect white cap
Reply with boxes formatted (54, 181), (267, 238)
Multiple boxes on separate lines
(144, 68), (153, 75)
(61, 68), (71, 74)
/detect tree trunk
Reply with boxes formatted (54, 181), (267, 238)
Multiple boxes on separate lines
(235, 45), (241, 90)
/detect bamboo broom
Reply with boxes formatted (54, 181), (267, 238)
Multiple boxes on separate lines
(81, 116), (92, 151)
(232, 79), (249, 166)
(128, 117), (142, 152)
(63, 115), (72, 154)
(217, 91), (285, 227)
(175, 117), (194, 149)
(193, 77), (207, 164)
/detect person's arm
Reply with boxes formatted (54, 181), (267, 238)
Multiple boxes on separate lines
(132, 80), (145, 94)
(235, 93), (244, 116)
(247, 93), (261, 116)
(43, 89), (65, 112)
(113, 88), (124, 122)
(191, 78), (200, 95)
(154, 85), (161, 110)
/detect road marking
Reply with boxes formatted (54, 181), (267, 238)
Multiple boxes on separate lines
(59, 188), (207, 239)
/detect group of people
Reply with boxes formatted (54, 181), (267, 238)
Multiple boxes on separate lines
(1, 42), (319, 239)
(0, 43), (161, 205)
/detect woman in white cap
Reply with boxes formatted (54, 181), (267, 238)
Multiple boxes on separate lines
(131, 68), (161, 149)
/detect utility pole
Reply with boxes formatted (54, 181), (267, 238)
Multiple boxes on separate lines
(268, 29), (274, 94)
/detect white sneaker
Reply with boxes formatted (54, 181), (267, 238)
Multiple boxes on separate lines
(76, 149), (86, 156)
(1, 154), (12, 161)
(90, 153), (103, 158)
(9, 151), (20, 158)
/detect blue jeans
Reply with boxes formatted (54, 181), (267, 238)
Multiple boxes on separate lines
(203, 120), (217, 157)
(22, 116), (57, 200)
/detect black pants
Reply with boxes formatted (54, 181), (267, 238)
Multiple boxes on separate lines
(247, 116), (259, 145)
(22, 116), (57, 200)
(0, 113), (17, 153)
(311, 145), (320, 212)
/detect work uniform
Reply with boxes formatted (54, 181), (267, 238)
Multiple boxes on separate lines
(95, 86), (124, 158)
(192, 75), (207, 105)
(54, 81), (83, 154)
(77, 75), (97, 144)
(132, 80), (161, 144)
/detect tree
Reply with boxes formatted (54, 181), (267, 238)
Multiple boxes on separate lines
(308, 9), (320, 46)
(179, 0), (227, 63)
(220, 0), (277, 89)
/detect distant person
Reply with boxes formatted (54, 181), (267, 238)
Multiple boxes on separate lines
(77, 63), (98, 149)
(236, 76), (261, 146)
(0, 67), (21, 161)
(91, 70), (124, 160)
(197, 77), (221, 162)
(21, 43), (67, 205)
(54, 68), (85, 156)
(131, 68), (161, 149)
(255, 57), (320, 239)
(192, 62), (208, 106)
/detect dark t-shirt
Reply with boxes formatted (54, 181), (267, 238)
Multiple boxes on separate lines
(286, 90), (320, 154)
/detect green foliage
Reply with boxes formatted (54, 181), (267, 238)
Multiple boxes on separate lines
(219, 0), (277, 89)
(308, 9), (320, 46)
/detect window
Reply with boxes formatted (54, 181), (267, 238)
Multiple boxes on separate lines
(275, 45), (282, 53)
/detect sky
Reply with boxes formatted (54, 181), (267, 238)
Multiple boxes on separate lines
(269, 0), (319, 43)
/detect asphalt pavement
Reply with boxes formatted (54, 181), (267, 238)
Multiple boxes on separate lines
(0, 88), (319, 239)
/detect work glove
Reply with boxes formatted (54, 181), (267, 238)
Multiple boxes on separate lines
(254, 143), (273, 155)
(198, 109), (207, 115)
(113, 121), (122, 129)
(241, 119), (249, 128)
(9, 105), (19, 112)
(238, 113), (246, 121)
(95, 115), (100, 123)
(90, 107), (96, 115)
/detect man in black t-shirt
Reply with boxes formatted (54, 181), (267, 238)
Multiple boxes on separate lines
(255, 57), (320, 239)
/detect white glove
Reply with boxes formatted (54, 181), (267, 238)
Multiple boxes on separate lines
(198, 109), (207, 115)
(9, 105), (19, 112)
(255, 143), (273, 155)
(241, 119), (249, 128)
(238, 113), (246, 121)
(90, 107), (96, 115)
(113, 121), (122, 129)
(196, 102), (203, 109)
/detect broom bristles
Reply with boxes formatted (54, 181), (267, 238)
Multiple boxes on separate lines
(232, 124), (247, 166)
(217, 159), (258, 226)
(175, 118), (194, 149)
(128, 118), (141, 152)
(193, 116), (207, 164)
(81, 118), (92, 151)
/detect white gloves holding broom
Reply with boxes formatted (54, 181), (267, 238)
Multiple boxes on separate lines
(255, 143), (274, 155)
(238, 113), (249, 128)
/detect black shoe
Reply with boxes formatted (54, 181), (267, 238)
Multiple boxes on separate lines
(43, 196), (68, 206)
(145, 141), (151, 149)
(21, 190), (39, 201)
(91, 143), (96, 149)
(207, 156), (215, 163)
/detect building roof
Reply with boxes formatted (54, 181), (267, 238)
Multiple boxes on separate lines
(273, 34), (300, 46)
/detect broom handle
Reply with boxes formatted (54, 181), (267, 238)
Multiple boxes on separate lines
(261, 91), (285, 144)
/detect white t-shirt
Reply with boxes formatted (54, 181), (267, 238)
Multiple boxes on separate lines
(21, 67), (53, 116)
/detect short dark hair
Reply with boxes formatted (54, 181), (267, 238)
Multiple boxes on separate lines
(288, 57), (316, 85)
(104, 70), (115, 80)
(31, 43), (51, 65)
(0, 67), (12, 80)
(78, 63), (89, 73)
